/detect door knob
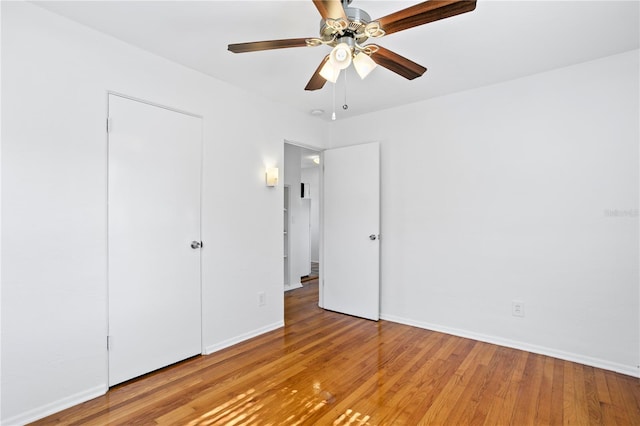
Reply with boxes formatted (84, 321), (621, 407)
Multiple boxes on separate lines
(191, 241), (202, 249)
(369, 234), (377, 241)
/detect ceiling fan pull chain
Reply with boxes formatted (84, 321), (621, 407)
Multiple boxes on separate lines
(343, 70), (349, 111)
(332, 81), (336, 121)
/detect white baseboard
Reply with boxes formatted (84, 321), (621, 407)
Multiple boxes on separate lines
(4, 322), (286, 425)
(284, 282), (303, 292)
(380, 313), (640, 378)
(2, 384), (107, 426)
(203, 321), (284, 355)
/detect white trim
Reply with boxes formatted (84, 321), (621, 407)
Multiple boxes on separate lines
(107, 91), (202, 119)
(2, 385), (107, 426)
(283, 138), (324, 153)
(203, 321), (284, 355)
(284, 282), (303, 292)
(380, 313), (640, 378)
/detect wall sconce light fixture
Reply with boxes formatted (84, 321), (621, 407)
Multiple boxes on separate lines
(266, 167), (279, 187)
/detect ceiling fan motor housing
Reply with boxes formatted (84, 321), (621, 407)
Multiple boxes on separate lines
(320, 7), (372, 46)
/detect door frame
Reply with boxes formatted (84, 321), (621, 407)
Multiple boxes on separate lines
(283, 140), (325, 307)
(105, 91), (205, 384)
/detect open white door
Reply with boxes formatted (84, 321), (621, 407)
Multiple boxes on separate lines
(108, 94), (202, 386)
(323, 142), (380, 320)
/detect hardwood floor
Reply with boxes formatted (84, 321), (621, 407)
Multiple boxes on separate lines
(33, 280), (640, 425)
(300, 262), (319, 283)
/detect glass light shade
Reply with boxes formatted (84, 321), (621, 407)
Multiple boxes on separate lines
(353, 52), (377, 79)
(329, 43), (352, 70)
(319, 60), (340, 83)
(266, 167), (279, 187)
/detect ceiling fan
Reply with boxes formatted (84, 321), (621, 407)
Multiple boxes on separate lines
(228, 0), (477, 91)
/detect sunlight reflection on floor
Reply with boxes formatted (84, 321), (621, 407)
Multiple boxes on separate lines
(183, 384), (365, 426)
(333, 408), (372, 425)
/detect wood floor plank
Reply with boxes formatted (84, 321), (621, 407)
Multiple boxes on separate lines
(30, 280), (640, 426)
(481, 349), (529, 425)
(602, 370), (633, 425)
(616, 373), (640, 422)
(417, 341), (490, 424)
(511, 353), (545, 425)
(572, 363), (591, 425)
(563, 360), (579, 425)
(550, 358), (566, 425)
(383, 336), (470, 424)
(583, 366), (604, 425)
(312, 326), (449, 425)
(467, 346), (515, 425)
(442, 362), (491, 425)
(440, 344), (498, 425)
(534, 355), (555, 425)
(594, 367), (612, 404)
(357, 331), (448, 424)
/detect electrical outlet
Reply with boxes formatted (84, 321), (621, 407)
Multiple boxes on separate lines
(258, 292), (266, 307)
(512, 301), (524, 317)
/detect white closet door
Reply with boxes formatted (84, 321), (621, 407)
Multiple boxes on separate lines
(323, 142), (380, 320)
(108, 94), (202, 386)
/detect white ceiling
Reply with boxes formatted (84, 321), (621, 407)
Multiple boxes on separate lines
(33, 1), (639, 121)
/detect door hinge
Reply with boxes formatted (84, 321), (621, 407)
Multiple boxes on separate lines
(106, 117), (112, 133)
(107, 335), (111, 350)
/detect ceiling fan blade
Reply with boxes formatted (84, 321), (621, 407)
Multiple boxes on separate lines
(377, 0), (477, 35)
(312, 0), (348, 21)
(228, 38), (310, 53)
(305, 55), (330, 91)
(369, 46), (427, 80)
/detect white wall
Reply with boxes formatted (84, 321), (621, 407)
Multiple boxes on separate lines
(328, 50), (640, 376)
(0, 2), (326, 424)
(2, 2), (637, 423)
(301, 166), (320, 262)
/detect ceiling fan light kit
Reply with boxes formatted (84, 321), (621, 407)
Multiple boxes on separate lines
(319, 59), (341, 83)
(329, 42), (353, 70)
(228, 0), (477, 91)
(353, 51), (377, 79)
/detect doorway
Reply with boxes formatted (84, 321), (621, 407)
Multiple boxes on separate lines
(283, 141), (381, 321)
(300, 150), (320, 283)
(283, 143), (321, 292)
